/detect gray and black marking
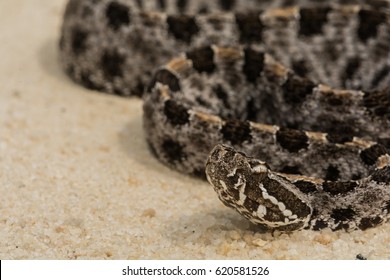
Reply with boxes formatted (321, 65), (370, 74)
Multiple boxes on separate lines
(143, 43), (390, 231)
(60, 0), (390, 96)
(60, 0), (390, 231)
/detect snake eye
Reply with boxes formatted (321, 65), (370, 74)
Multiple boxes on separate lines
(208, 144), (237, 163)
(208, 145), (225, 162)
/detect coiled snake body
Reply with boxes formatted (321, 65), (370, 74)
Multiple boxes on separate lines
(60, 0), (390, 231)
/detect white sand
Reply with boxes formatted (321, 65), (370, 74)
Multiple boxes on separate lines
(0, 0), (389, 259)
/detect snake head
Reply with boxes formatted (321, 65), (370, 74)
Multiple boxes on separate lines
(206, 144), (313, 231)
(206, 144), (268, 192)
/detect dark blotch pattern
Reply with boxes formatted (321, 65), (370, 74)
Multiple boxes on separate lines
(280, 165), (301, 175)
(167, 15), (199, 43)
(363, 88), (390, 117)
(106, 1), (130, 31)
(158, 0), (166, 9)
(101, 50), (125, 79)
(213, 84), (231, 111)
(276, 128), (309, 153)
(186, 46), (215, 73)
(219, 0), (236, 10)
(312, 220), (328, 231)
(292, 60), (309, 77)
(214, 84), (228, 101)
(164, 99), (190, 126)
(198, 5), (208, 14)
(242, 48), (264, 83)
(221, 120), (252, 145)
(371, 166), (390, 183)
(235, 12), (263, 44)
(325, 165), (340, 181)
(281, 0), (297, 6)
(131, 79), (145, 97)
(195, 96), (209, 107)
(282, 74), (315, 104)
(299, 7), (331, 36)
(342, 57), (361, 87)
(358, 9), (387, 42)
(71, 28), (88, 55)
(176, 0), (188, 13)
(325, 122), (355, 144)
(322, 181), (358, 195)
(359, 216), (383, 230)
(293, 180), (317, 194)
(330, 208), (356, 222)
(162, 139), (185, 163)
(245, 98), (258, 122)
(360, 144), (388, 165)
(150, 69), (181, 92)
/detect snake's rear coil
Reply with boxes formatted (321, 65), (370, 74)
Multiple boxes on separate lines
(60, 0), (390, 231)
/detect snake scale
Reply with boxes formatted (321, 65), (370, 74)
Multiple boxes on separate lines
(60, 0), (390, 232)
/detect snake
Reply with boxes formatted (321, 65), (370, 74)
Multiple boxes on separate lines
(60, 0), (390, 232)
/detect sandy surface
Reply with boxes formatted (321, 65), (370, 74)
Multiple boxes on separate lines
(0, 0), (389, 259)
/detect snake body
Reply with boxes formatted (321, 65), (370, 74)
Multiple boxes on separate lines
(60, 0), (390, 231)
